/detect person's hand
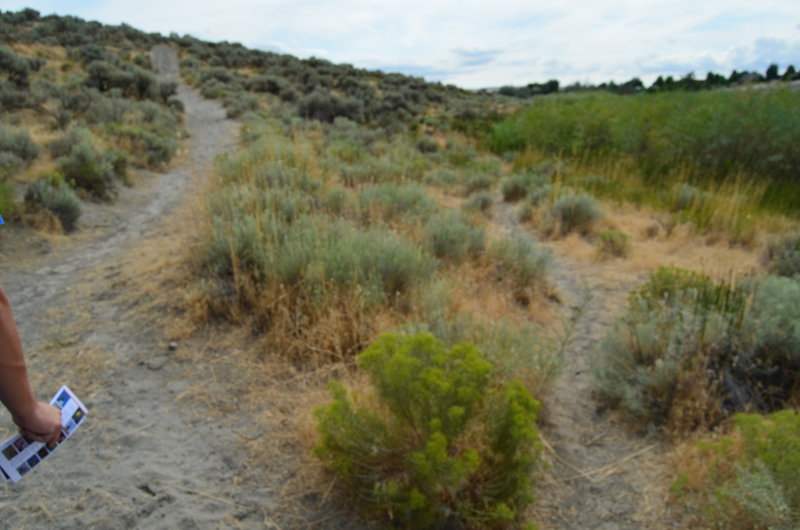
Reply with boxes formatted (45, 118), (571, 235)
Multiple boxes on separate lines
(13, 402), (62, 448)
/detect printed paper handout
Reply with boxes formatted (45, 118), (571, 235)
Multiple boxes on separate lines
(0, 386), (88, 483)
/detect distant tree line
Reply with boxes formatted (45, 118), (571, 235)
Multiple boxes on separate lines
(494, 63), (800, 98)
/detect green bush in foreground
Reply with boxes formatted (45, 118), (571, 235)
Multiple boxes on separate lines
(674, 410), (800, 529)
(314, 332), (541, 529)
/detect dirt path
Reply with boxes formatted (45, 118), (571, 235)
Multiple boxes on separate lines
(492, 203), (672, 529)
(0, 46), (278, 529)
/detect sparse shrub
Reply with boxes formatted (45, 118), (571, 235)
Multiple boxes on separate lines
(359, 183), (438, 223)
(674, 410), (800, 529)
(446, 142), (477, 167)
(200, 78), (229, 99)
(671, 183), (707, 212)
(0, 82), (30, 111)
(0, 152), (23, 178)
(462, 171), (495, 194)
(596, 229), (632, 258)
(167, 96), (184, 112)
(548, 190), (602, 235)
(462, 191), (494, 214)
(424, 167), (461, 188)
(0, 45), (33, 87)
(298, 89), (364, 123)
(325, 187), (352, 216)
(56, 138), (117, 199)
(424, 210), (485, 262)
(314, 332), (542, 529)
(416, 136), (438, 153)
(106, 122), (177, 168)
(201, 215), (437, 308)
(404, 281), (562, 397)
(84, 95), (130, 124)
(0, 127), (39, 165)
(592, 268), (800, 435)
(224, 92), (259, 118)
(24, 174), (81, 231)
(85, 60), (160, 100)
(246, 74), (292, 96)
(489, 233), (551, 300)
(761, 233), (800, 277)
(47, 124), (92, 158)
(501, 173), (548, 202)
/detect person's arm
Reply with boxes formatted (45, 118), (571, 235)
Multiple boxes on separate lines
(0, 288), (62, 447)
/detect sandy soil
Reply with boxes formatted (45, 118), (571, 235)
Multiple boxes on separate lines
(0, 45), (279, 529)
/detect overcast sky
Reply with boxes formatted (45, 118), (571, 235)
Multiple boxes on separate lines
(4, 1), (800, 88)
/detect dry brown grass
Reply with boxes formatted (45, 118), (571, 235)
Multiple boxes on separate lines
(544, 201), (765, 296)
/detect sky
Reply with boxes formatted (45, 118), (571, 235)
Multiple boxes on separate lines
(3, 1), (800, 89)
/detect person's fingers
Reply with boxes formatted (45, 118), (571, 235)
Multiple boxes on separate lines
(44, 430), (60, 449)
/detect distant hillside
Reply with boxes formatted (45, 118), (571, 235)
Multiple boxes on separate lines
(0, 7), (479, 231)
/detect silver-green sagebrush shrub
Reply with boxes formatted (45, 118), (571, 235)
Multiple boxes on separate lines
(548, 190), (602, 235)
(592, 267), (800, 434)
(462, 191), (494, 215)
(314, 333), (542, 529)
(501, 173), (549, 203)
(24, 174), (81, 232)
(489, 233), (551, 301)
(761, 233), (800, 278)
(424, 210), (485, 263)
(358, 183), (439, 224)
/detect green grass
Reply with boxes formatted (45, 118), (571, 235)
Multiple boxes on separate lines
(487, 88), (800, 218)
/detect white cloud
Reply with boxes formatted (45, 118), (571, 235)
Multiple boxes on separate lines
(4, 0), (800, 87)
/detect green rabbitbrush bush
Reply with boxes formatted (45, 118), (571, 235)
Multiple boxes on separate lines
(674, 410), (800, 529)
(314, 332), (542, 529)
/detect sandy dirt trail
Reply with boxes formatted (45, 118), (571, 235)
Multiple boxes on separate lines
(491, 203), (673, 529)
(0, 46), (279, 529)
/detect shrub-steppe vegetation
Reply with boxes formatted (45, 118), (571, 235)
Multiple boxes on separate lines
(482, 88), (800, 244)
(3, 7), (799, 528)
(0, 9), (182, 231)
(171, 19), (800, 528)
